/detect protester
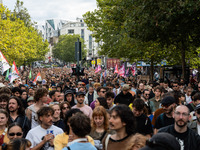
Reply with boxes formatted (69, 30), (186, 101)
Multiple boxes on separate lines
(62, 113), (97, 150)
(54, 109), (94, 150)
(26, 106), (63, 150)
(7, 122), (23, 141)
(158, 105), (200, 150)
(60, 101), (71, 119)
(95, 97), (109, 110)
(105, 92), (116, 111)
(2, 138), (31, 150)
(102, 105), (136, 150)
(0, 109), (9, 147)
(90, 106), (109, 149)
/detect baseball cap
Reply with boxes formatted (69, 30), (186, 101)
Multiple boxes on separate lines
(140, 133), (180, 150)
(65, 90), (73, 95)
(161, 96), (176, 106)
(122, 84), (130, 91)
(76, 91), (85, 96)
(27, 96), (34, 102)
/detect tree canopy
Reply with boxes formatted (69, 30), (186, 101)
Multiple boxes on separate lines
(83, 0), (200, 78)
(52, 34), (86, 63)
(0, 4), (49, 66)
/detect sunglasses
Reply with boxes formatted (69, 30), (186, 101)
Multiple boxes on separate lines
(62, 107), (69, 110)
(100, 91), (106, 93)
(8, 132), (23, 136)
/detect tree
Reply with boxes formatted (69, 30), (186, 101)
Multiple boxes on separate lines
(0, 4), (49, 66)
(83, 0), (166, 80)
(130, 0), (200, 79)
(12, 0), (33, 27)
(52, 34), (86, 64)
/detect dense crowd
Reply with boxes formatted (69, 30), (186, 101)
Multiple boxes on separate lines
(0, 67), (199, 150)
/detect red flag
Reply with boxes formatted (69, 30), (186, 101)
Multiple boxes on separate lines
(95, 65), (101, 73)
(131, 63), (136, 76)
(12, 61), (19, 75)
(33, 72), (42, 83)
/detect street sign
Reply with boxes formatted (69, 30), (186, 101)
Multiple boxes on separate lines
(91, 60), (95, 65)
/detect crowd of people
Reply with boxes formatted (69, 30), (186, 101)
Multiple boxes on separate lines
(0, 67), (199, 150)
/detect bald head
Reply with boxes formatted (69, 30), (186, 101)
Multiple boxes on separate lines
(175, 105), (190, 114)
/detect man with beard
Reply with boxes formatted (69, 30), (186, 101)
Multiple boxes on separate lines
(26, 106), (63, 150)
(7, 96), (31, 137)
(158, 105), (200, 150)
(154, 96), (176, 134)
(188, 103), (200, 135)
(72, 92), (93, 118)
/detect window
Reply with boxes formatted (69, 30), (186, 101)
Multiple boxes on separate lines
(81, 23), (84, 27)
(68, 29), (74, 34)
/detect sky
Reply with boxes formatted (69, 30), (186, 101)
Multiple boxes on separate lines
(3, 0), (97, 25)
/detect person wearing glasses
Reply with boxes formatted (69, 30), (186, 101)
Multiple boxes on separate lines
(7, 122), (23, 141)
(60, 101), (71, 119)
(158, 105), (200, 150)
(188, 103), (200, 135)
(154, 96), (176, 134)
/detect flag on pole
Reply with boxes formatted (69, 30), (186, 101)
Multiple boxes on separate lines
(9, 61), (20, 83)
(33, 72), (42, 83)
(0, 51), (10, 74)
(95, 65), (101, 73)
(118, 64), (125, 77)
(130, 63), (136, 76)
(114, 64), (118, 74)
(29, 70), (32, 79)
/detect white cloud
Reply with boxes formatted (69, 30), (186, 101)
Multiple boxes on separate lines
(3, 0), (97, 25)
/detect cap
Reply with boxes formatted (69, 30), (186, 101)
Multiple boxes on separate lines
(89, 78), (93, 81)
(65, 90), (73, 95)
(76, 91), (85, 96)
(195, 103), (200, 111)
(161, 96), (176, 106)
(122, 84), (130, 91)
(27, 96), (34, 102)
(140, 133), (180, 150)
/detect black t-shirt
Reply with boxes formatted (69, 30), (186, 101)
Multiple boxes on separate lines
(135, 114), (153, 135)
(159, 125), (200, 150)
(88, 93), (94, 105)
(154, 113), (174, 129)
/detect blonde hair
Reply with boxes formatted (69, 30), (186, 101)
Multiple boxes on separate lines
(127, 133), (147, 150)
(91, 106), (109, 131)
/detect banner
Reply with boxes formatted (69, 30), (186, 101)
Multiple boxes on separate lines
(0, 51), (10, 74)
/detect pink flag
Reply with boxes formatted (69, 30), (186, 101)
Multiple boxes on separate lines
(118, 64), (125, 77)
(131, 63), (136, 76)
(95, 65), (101, 73)
(114, 64), (118, 74)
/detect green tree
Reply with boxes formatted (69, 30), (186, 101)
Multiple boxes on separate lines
(130, 0), (200, 79)
(53, 34), (86, 63)
(0, 4), (49, 66)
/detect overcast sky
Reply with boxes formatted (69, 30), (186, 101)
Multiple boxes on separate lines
(3, 0), (97, 25)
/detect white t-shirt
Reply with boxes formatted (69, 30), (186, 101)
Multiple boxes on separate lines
(26, 125), (63, 150)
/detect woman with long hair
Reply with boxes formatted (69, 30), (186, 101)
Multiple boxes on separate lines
(0, 109), (10, 148)
(7, 123), (23, 141)
(60, 101), (71, 119)
(90, 106), (109, 150)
